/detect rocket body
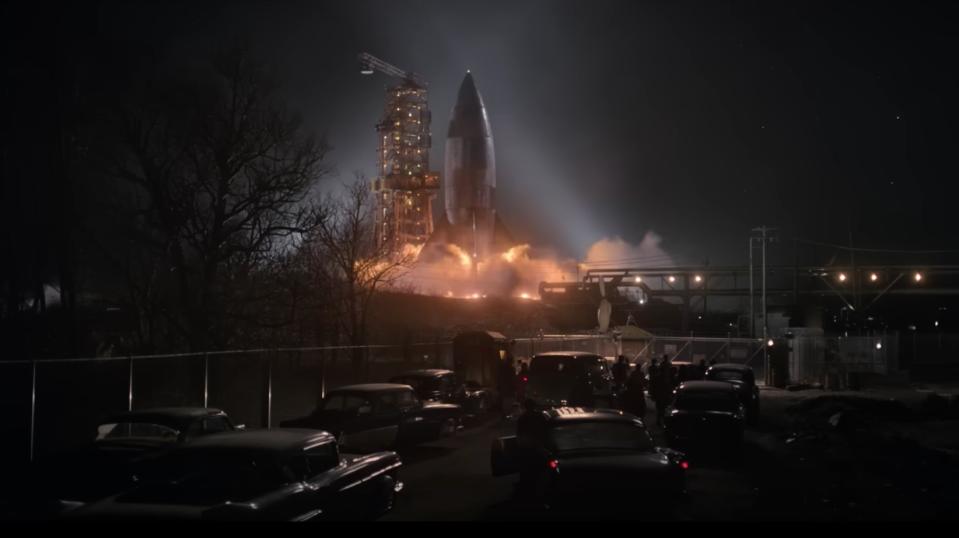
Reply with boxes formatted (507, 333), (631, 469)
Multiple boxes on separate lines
(444, 73), (496, 259)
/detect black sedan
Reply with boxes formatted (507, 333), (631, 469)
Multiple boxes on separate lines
(705, 363), (760, 424)
(64, 429), (402, 520)
(389, 369), (492, 416)
(17, 407), (238, 517)
(280, 384), (462, 451)
(491, 407), (688, 514)
(664, 381), (745, 453)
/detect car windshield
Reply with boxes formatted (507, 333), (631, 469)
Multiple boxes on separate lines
(391, 376), (441, 392)
(121, 450), (290, 506)
(96, 422), (179, 442)
(708, 369), (746, 383)
(530, 356), (587, 376)
(673, 392), (740, 412)
(548, 422), (654, 452)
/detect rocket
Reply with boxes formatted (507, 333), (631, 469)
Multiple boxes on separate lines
(424, 71), (513, 262)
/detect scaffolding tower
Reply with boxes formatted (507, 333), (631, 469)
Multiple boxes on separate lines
(361, 54), (439, 251)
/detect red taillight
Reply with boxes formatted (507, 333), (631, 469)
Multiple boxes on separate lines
(679, 461), (690, 470)
(522, 376), (529, 383)
(548, 459), (559, 471)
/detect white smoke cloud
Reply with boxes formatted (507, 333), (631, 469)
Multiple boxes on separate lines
(388, 231), (675, 300)
(583, 232), (674, 268)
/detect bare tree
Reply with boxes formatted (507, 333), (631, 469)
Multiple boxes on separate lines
(99, 47), (330, 351)
(309, 178), (414, 376)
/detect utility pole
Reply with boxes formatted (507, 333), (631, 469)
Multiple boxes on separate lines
(752, 226), (777, 384)
(748, 238), (754, 339)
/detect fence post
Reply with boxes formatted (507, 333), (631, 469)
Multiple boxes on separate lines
(203, 352), (209, 408)
(320, 351), (327, 400)
(128, 356), (134, 411)
(29, 360), (37, 463)
(266, 351), (274, 429)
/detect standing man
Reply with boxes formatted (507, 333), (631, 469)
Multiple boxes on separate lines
(612, 356), (629, 390)
(499, 352), (517, 417)
(653, 354), (675, 428)
(625, 359), (647, 418)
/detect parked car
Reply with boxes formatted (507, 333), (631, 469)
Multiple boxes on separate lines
(705, 363), (760, 424)
(280, 384), (462, 451)
(389, 368), (492, 416)
(525, 352), (617, 409)
(664, 381), (745, 453)
(18, 407), (239, 517)
(64, 429), (402, 520)
(491, 407), (688, 513)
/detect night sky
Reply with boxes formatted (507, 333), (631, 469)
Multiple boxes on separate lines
(13, 0), (959, 264)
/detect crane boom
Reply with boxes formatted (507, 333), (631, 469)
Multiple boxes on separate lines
(358, 52), (426, 87)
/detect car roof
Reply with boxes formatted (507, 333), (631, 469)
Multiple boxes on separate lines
(103, 407), (227, 428)
(538, 407), (640, 425)
(391, 369), (453, 378)
(330, 383), (413, 393)
(532, 352), (603, 359)
(708, 363), (752, 372)
(183, 429), (335, 453)
(676, 380), (740, 393)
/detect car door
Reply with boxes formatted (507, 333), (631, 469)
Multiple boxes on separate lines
(395, 389), (436, 443)
(337, 395), (397, 452)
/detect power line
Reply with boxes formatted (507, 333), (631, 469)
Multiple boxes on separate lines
(795, 238), (959, 255)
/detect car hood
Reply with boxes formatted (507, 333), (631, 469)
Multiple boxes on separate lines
(421, 402), (460, 412)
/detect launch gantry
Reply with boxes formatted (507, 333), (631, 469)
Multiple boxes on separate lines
(359, 52), (439, 252)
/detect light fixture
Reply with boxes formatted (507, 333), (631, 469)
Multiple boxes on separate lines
(767, 339), (775, 347)
(634, 276), (642, 283)
(875, 341), (883, 350)
(838, 273), (847, 283)
(869, 273), (879, 282)
(914, 272), (923, 283)
(694, 275), (703, 283)
(667, 276), (676, 284)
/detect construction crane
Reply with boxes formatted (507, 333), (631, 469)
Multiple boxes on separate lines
(358, 52), (427, 88)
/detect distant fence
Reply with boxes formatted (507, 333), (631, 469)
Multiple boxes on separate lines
(0, 334), (621, 466)
(0, 342), (453, 466)
(788, 334), (900, 387)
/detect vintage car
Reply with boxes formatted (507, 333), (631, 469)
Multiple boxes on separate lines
(389, 368), (492, 416)
(705, 363), (760, 424)
(279, 384), (462, 451)
(491, 407), (688, 513)
(17, 407), (239, 517)
(525, 352), (617, 409)
(664, 381), (745, 453)
(64, 429), (402, 520)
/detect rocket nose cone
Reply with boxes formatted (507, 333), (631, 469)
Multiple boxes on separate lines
(456, 72), (481, 109)
(449, 72), (490, 138)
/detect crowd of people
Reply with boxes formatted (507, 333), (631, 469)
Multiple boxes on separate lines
(498, 349), (713, 426)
